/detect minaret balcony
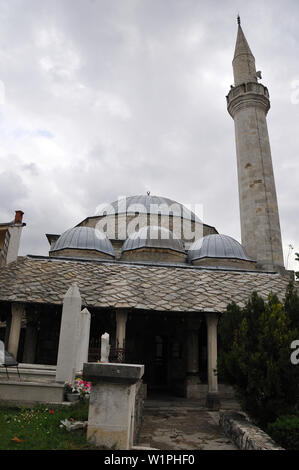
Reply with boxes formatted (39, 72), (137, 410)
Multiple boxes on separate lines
(226, 82), (270, 117)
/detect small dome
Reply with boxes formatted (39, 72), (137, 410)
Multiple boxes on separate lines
(50, 226), (115, 258)
(188, 234), (254, 263)
(122, 226), (185, 254)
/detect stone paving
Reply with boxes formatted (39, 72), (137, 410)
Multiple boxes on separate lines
(138, 404), (238, 450)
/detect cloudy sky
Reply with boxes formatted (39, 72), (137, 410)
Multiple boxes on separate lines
(0, 0), (298, 271)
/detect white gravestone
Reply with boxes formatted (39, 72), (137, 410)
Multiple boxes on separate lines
(100, 333), (110, 363)
(0, 340), (4, 365)
(75, 308), (91, 373)
(55, 283), (82, 384)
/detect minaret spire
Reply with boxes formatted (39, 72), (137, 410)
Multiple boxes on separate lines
(233, 20), (257, 86)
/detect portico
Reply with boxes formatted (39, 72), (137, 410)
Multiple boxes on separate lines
(1, 297), (220, 403)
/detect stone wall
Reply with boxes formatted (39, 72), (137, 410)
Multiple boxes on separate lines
(192, 257), (256, 270)
(219, 411), (284, 450)
(80, 213), (217, 247)
(49, 248), (114, 260)
(121, 247), (186, 263)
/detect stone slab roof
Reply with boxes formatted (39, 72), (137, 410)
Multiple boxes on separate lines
(0, 256), (293, 313)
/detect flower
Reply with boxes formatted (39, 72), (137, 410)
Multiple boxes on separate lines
(64, 378), (91, 397)
(64, 382), (74, 393)
(11, 437), (24, 443)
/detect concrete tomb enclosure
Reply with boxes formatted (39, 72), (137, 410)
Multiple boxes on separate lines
(83, 362), (144, 450)
(0, 379), (65, 405)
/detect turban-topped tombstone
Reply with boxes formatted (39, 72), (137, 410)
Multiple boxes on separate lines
(100, 333), (110, 363)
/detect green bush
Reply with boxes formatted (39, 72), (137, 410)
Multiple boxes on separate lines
(267, 415), (299, 450)
(218, 283), (299, 426)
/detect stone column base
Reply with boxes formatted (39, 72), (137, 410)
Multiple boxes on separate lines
(206, 391), (220, 410)
(185, 375), (203, 399)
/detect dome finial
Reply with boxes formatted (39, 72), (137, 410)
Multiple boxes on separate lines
(146, 191), (150, 196)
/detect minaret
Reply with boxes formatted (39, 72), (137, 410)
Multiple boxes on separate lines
(226, 17), (284, 271)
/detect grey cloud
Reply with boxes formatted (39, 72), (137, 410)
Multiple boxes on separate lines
(0, 0), (297, 271)
(22, 162), (39, 175)
(0, 170), (28, 207)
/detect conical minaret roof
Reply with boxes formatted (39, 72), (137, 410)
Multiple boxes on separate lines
(232, 18), (257, 86)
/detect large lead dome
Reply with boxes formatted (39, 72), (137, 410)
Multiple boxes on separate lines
(99, 194), (201, 222)
(77, 194), (218, 252)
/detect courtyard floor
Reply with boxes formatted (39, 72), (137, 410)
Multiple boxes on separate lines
(137, 398), (238, 450)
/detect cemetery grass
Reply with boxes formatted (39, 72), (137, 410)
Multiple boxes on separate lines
(0, 400), (99, 450)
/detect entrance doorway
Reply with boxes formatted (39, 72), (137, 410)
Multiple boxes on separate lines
(153, 335), (168, 388)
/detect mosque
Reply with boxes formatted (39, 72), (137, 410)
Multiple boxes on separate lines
(0, 20), (293, 405)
